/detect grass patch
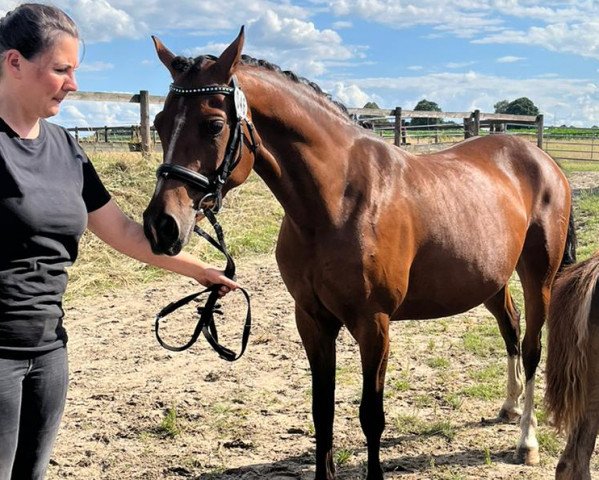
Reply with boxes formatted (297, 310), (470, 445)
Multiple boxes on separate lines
(460, 382), (503, 401)
(462, 322), (504, 358)
(155, 407), (181, 438)
(421, 421), (456, 441)
(334, 448), (354, 466)
(426, 357), (450, 369)
(537, 429), (562, 456)
(573, 192), (599, 260)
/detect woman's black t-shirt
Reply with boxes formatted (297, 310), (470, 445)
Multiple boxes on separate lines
(0, 119), (111, 354)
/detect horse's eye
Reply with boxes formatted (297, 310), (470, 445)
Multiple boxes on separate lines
(206, 120), (224, 135)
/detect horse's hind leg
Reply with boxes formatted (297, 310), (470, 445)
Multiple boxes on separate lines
(484, 286), (524, 421)
(556, 416), (599, 479)
(515, 227), (563, 465)
(295, 304), (342, 480)
(555, 328), (599, 480)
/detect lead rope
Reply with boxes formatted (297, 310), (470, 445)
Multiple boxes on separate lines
(154, 209), (251, 361)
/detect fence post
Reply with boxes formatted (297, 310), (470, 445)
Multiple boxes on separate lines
(473, 109), (480, 136)
(104, 126), (108, 142)
(536, 114), (544, 149)
(463, 118), (472, 139)
(140, 90), (151, 154)
(394, 107), (402, 147)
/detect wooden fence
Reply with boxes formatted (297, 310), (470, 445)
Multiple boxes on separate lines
(67, 91), (544, 153)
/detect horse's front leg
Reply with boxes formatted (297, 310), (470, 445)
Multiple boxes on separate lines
(349, 313), (390, 480)
(295, 304), (342, 480)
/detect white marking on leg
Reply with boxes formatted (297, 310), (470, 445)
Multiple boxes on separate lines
(501, 355), (523, 417)
(517, 378), (539, 461)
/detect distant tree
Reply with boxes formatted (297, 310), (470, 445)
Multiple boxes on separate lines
(363, 101), (380, 109)
(505, 97), (539, 116)
(411, 99), (442, 126)
(494, 100), (509, 114)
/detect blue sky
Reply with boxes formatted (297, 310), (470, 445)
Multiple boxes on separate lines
(3, 1), (599, 127)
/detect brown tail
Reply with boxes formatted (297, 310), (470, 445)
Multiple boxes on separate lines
(545, 254), (599, 432)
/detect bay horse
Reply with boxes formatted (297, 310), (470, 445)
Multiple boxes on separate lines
(545, 254), (599, 479)
(143, 27), (576, 479)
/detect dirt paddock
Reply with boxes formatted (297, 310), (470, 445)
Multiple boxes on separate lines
(47, 172), (599, 480)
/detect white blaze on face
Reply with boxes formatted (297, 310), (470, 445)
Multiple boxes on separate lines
(164, 98), (187, 165)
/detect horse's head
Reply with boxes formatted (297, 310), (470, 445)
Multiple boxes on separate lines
(143, 27), (256, 255)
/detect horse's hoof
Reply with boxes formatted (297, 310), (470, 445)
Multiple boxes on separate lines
(514, 446), (540, 465)
(498, 407), (522, 423)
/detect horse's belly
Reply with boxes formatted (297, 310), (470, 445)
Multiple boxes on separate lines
(392, 251), (517, 320)
(393, 289), (497, 320)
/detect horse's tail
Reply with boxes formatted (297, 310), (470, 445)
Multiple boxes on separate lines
(545, 254), (599, 432)
(559, 202), (577, 270)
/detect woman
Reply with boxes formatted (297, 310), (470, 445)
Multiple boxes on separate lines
(0, 4), (239, 479)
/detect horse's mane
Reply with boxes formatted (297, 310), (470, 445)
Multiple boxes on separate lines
(172, 54), (351, 119)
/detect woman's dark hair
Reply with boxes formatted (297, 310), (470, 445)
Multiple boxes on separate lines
(0, 3), (78, 60)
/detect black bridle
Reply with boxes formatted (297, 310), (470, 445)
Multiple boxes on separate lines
(153, 76), (257, 361)
(156, 76), (258, 213)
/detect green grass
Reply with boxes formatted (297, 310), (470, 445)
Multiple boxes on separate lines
(537, 429), (562, 456)
(573, 192), (599, 259)
(155, 407), (181, 438)
(462, 323), (504, 358)
(560, 159), (599, 173)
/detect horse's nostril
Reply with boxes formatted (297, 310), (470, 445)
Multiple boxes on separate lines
(143, 212), (182, 255)
(156, 213), (179, 242)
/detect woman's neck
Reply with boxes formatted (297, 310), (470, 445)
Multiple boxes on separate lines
(0, 92), (40, 139)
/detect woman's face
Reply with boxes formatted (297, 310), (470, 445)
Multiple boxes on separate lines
(20, 33), (78, 119)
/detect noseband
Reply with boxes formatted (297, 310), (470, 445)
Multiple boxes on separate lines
(156, 75), (258, 213)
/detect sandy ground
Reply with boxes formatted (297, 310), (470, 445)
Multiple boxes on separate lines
(46, 172), (599, 480)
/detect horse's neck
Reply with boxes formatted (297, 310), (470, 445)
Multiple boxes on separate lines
(242, 71), (359, 227)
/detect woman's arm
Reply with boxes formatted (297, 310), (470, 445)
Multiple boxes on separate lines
(87, 200), (238, 294)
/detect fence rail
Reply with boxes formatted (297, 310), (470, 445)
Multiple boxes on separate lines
(67, 90), (561, 156)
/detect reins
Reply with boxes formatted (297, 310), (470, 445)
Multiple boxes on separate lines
(153, 75), (257, 361)
(154, 209), (251, 360)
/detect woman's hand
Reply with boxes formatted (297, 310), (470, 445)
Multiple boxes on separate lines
(199, 267), (240, 297)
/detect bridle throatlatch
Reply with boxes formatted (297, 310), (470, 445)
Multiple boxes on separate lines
(153, 76), (256, 361)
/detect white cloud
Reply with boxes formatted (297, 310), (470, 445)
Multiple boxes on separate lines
(496, 56), (525, 63)
(54, 99), (163, 128)
(57, 0), (310, 42)
(332, 20), (353, 29)
(56, 0), (143, 42)
(331, 82), (371, 107)
(445, 61), (476, 69)
(332, 70), (599, 126)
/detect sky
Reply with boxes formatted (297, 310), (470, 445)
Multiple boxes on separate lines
(2, 0), (599, 128)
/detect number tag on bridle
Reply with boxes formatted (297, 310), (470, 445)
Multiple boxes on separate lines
(234, 87), (248, 121)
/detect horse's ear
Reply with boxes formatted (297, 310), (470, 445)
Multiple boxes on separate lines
(215, 26), (245, 80)
(152, 35), (178, 79)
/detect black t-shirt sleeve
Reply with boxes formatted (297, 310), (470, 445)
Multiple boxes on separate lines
(81, 157), (111, 213)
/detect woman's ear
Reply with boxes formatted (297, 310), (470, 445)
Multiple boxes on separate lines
(3, 49), (24, 79)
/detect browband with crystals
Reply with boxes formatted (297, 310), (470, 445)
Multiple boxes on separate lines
(169, 84), (234, 96)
